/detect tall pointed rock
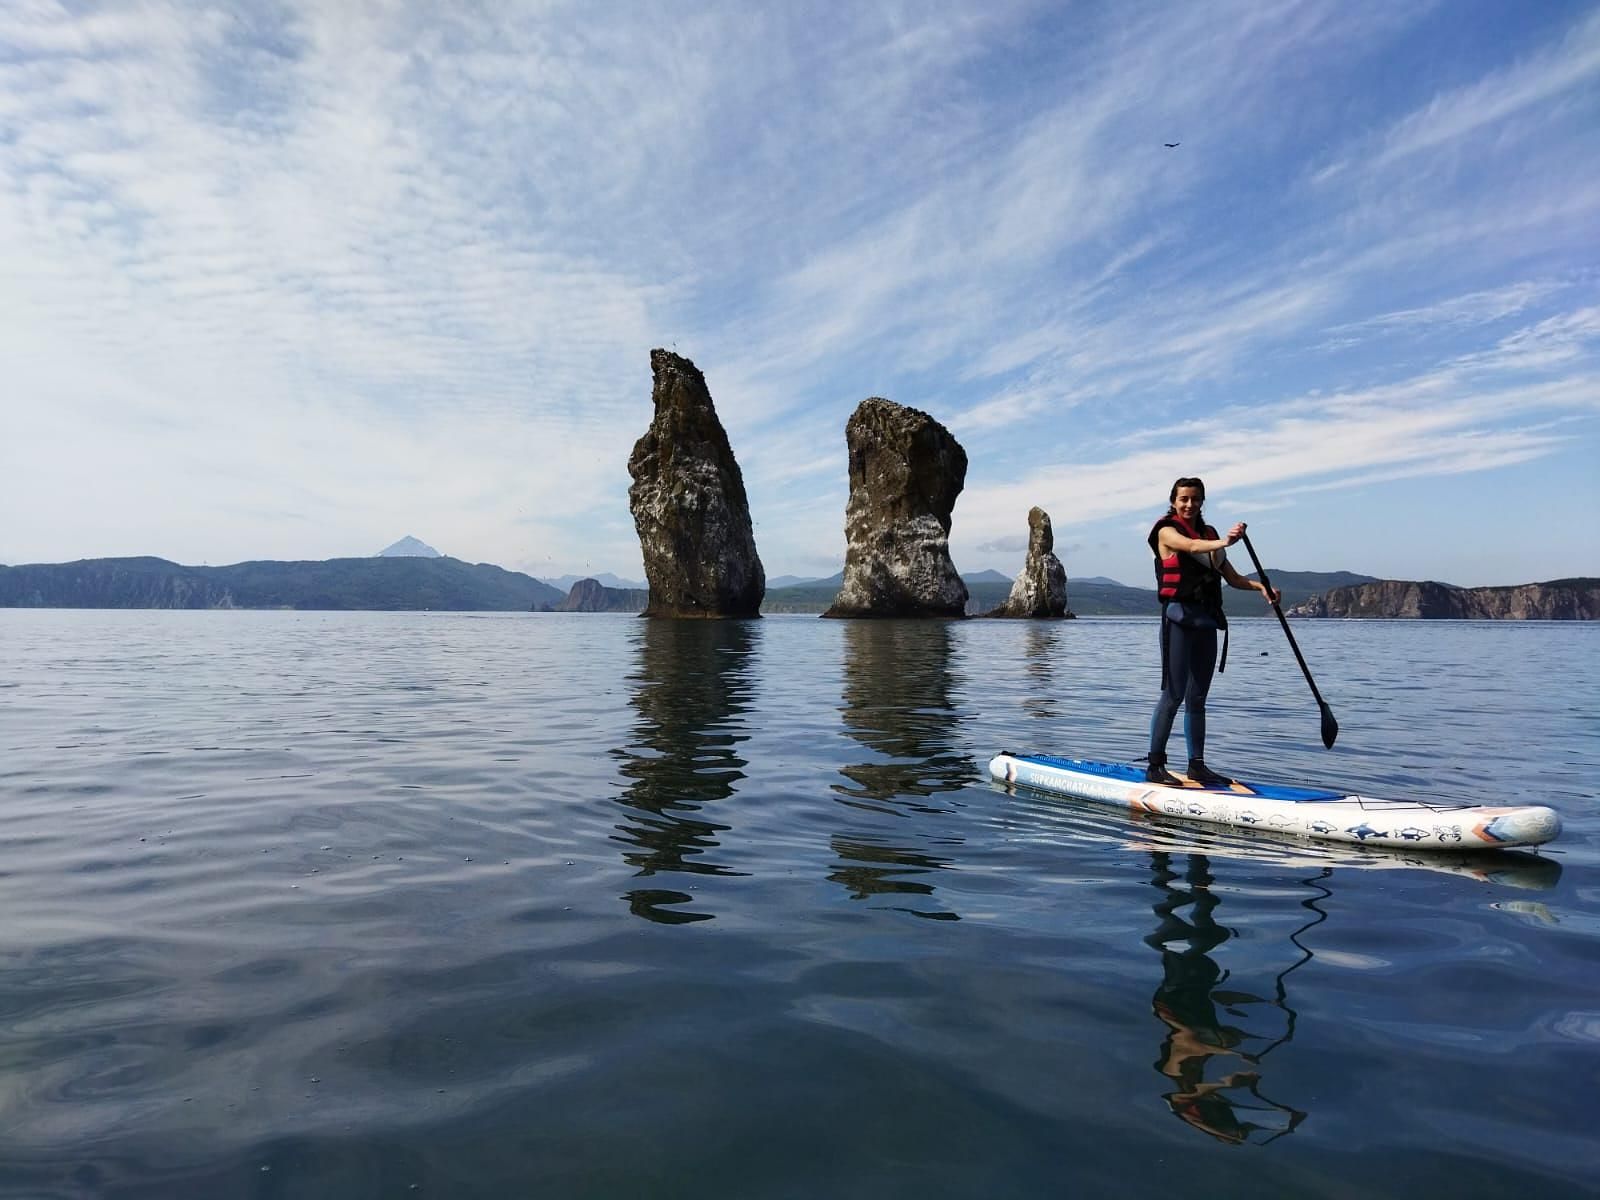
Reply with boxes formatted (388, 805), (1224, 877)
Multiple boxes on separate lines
(822, 398), (968, 619)
(985, 507), (1072, 618)
(627, 350), (765, 618)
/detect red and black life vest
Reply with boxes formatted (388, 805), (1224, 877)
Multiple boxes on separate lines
(1148, 513), (1226, 620)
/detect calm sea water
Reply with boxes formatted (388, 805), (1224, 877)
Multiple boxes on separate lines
(1, 610), (1597, 1199)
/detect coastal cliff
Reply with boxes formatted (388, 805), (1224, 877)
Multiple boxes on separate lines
(1290, 578), (1598, 619)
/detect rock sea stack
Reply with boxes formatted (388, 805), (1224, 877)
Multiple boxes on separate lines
(985, 507), (1072, 618)
(627, 350), (765, 618)
(822, 398), (968, 619)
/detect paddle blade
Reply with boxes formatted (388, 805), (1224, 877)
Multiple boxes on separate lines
(1320, 703), (1339, 749)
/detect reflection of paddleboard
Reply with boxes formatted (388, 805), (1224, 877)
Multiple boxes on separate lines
(999, 777), (1562, 891)
(990, 753), (1562, 851)
(1116, 827), (1561, 891)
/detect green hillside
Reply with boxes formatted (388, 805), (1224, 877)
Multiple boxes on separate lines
(0, 556), (565, 611)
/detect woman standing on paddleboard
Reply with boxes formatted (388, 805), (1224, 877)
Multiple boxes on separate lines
(1146, 477), (1277, 787)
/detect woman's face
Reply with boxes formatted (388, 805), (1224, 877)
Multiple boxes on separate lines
(1173, 486), (1203, 523)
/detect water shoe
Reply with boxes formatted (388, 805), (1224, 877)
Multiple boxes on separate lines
(1144, 760), (1184, 786)
(1186, 760), (1233, 787)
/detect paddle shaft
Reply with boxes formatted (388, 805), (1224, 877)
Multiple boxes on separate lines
(1238, 532), (1329, 708)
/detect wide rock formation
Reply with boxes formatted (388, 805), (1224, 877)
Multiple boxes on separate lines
(542, 578), (649, 613)
(627, 350), (765, 618)
(1290, 578), (1599, 620)
(985, 507), (1073, 618)
(822, 398), (968, 619)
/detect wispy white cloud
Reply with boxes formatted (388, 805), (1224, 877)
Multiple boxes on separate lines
(947, 299), (1600, 570)
(1317, 7), (1600, 183)
(1453, 305), (1600, 372)
(1323, 281), (1567, 344)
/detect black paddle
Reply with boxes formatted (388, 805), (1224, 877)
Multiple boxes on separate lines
(1238, 532), (1339, 748)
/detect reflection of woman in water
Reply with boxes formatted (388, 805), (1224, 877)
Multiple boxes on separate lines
(1145, 852), (1308, 1144)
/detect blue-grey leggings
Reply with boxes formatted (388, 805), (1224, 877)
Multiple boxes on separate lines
(1149, 616), (1216, 764)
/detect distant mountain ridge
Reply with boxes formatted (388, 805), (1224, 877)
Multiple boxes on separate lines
(0, 556), (563, 611)
(760, 568), (1362, 616)
(12, 558), (1579, 619)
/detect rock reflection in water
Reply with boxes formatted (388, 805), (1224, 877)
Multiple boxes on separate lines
(611, 619), (758, 924)
(833, 621), (975, 813)
(830, 621), (972, 920)
(1144, 852), (1320, 1144)
(1022, 623), (1063, 723)
(827, 835), (961, 922)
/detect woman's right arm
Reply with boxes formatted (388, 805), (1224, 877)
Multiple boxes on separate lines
(1158, 524), (1239, 555)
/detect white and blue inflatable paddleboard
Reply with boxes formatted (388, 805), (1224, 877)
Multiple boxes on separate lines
(989, 753), (1561, 851)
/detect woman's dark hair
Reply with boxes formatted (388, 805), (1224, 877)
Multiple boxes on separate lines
(1167, 476), (1205, 517)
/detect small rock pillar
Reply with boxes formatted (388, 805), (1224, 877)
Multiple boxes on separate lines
(985, 507), (1072, 618)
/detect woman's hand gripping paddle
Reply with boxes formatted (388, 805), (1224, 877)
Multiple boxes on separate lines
(1239, 532), (1339, 748)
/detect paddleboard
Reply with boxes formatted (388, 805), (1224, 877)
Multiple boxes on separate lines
(989, 752), (1561, 851)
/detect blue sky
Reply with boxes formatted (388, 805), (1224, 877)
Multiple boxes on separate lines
(2, 0), (1596, 588)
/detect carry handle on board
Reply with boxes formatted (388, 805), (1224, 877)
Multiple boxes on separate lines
(1239, 532), (1339, 749)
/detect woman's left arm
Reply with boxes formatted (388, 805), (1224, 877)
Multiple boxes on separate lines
(1221, 559), (1279, 604)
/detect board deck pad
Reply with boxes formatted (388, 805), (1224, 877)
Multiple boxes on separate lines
(1012, 754), (1348, 803)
